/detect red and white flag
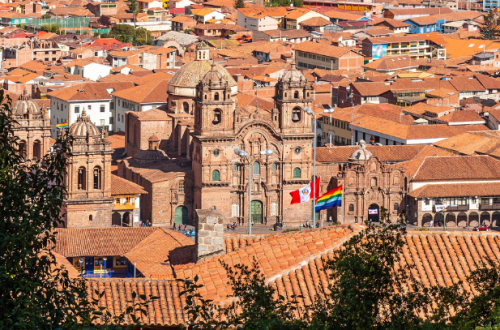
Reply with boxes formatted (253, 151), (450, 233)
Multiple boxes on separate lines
(290, 177), (320, 205)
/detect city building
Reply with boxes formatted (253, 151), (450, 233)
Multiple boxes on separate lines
(294, 41), (364, 71)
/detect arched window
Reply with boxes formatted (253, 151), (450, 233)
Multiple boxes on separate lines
(253, 162), (260, 175)
(183, 102), (189, 114)
(293, 167), (301, 178)
(178, 181), (184, 192)
(19, 140), (26, 161)
(214, 92), (219, 101)
(294, 91), (299, 99)
(272, 162), (278, 170)
(33, 140), (41, 161)
(213, 109), (221, 125)
(292, 107), (301, 123)
(212, 170), (220, 181)
(93, 166), (101, 190)
(394, 203), (399, 211)
(349, 204), (354, 212)
(233, 163), (238, 171)
(78, 167), (86, 190)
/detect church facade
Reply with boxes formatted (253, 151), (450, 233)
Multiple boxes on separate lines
(120, 43), (317, 226)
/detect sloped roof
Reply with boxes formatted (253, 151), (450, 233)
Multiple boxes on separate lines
(413, 155), (500, 181)
(317, 144), (427, 163)
(124, 229), (194, 278)
(53, 227), (159, 257)
(47, 82), (135, 101)
(111, 80), (169, 104)
(111, 174), (147, 195)
(293, 41), (360, 59)
(409, 182), (500, 198)
(299, 16), (332, 27)
(86, 229), (500, 327)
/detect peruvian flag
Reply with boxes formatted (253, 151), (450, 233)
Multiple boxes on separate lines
(290, 177), (320, 204)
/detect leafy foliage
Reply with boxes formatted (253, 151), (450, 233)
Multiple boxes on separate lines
(42, 14), (51, 19)
(481, 9), (500, 40)
(127, 0), (140, 28)
(179, 208), (500, 330)
(109, 24), (152, 45)
(0, 90), (155, 329)
(40, 23), (60, 33)
(235, 0), (245, 9)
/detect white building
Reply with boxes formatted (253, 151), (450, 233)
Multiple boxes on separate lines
(66, 61), (113, 82)
(47, 82), (135, 136)
(237, 10), (279, 31)
(112, 80), (169, 132)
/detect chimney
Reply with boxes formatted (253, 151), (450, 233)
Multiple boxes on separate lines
(194, 209), (225, 262)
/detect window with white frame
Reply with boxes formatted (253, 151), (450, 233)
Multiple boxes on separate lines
(231, 203), (239, 217)
(270, 201), (278, 216)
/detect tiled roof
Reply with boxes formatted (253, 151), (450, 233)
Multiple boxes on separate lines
(47, 82), (135, 101)
(412, 155), (500, 181)
(293, 41), (359, 59)
(370, 17), (410, 28)
(442, 38), (500, 59)
(366, 35), (424, 44)
(449, 76), (486, 92)
(124, 229), (194, 278)
(170, 15), (196, 23)
(317, 144), (427, 163)
(86, 278), (189, 326)
(86, 227), (500, 327)
(111, 174), (147, 195)
(363, 54), (417, 71)
(264, 28), (311, 39)
(53, 227), (159, 257)
(409, 182), (500, 198)
(111, 80), (169, 104)
(173, 226), (357, 301)
(387, 7), (452, 16)
(433, 130), (500, 157)
(351, 82), (391, 96)
(299, 16), (331, 27)
(324, 10), (363, 20)
(438, 110), (485, 124)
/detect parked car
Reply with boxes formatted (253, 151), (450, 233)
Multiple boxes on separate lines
(473, 225), (490, 232)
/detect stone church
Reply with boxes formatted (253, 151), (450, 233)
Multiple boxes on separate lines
(119, 42), (317, 226)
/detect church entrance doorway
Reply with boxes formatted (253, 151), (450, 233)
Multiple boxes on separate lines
(251, 200), (263, 224)
(368, 204), (380, 222)
(175, 206), (188, 224)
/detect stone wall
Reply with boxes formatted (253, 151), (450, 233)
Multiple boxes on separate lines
(195, 209), (225, 262)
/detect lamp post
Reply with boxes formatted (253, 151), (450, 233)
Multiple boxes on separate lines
(303, 106), (317, 227)
(103, 257), (107, 278)
(324, 107), (334, 146)
(234, 148), (274, 235)
(79, 257), (83, 277)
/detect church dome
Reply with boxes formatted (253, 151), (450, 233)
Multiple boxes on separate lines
(69, 110), (100, 137)
(168, 60), (236, 90)
(281, 62), (305, 83)
(349, 140), (373, 162)
(12, 90), (40, 116)
(202, 62), (225, 84)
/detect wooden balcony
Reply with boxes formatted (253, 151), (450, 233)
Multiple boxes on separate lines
(479, 203), (500, 210)
(444, 205), (469, 211)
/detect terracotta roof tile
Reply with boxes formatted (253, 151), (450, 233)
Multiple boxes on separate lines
(112, 80), (169, 104)
(413, 155), (500, 181)
(317, 144), (427, 163)
(293, 41), (359, 59)
(53, 227), (159, 257)
(111, 174), (147, 195)
(409, 182), (500, 198)
(299, 16), (331, 27)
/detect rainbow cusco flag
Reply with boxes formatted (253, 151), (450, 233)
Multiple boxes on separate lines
(315, 185), (342, 212)
(56, 122), (68, 129)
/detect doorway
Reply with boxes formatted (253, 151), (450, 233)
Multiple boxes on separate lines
(175, 205), (188, 224)
(368, 204), (380, 222)
(251, 200), (263, 224)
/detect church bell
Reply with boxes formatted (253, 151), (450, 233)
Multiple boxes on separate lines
(292, 112), (300, 121)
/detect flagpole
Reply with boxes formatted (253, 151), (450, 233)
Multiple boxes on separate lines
(341, 185), (345, 224)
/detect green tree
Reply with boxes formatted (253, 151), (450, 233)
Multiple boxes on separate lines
(293, 0), (302, 7)
(0, 91), (154, 329)
(42, 13), (51, 19)
(133, 27), (153, 45)
(481, 9), (500, 40)
(235, 0), (245, 8)
(127, 0), (140, 29)
(109, 24), (134, 43)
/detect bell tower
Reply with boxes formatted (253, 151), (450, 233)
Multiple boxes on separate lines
(274, 62), (314, 135)
(194, 62), (235, 136)
(62, 110), (113, 228)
